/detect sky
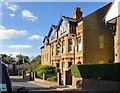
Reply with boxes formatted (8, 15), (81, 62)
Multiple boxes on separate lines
(0, 2), (108, 57)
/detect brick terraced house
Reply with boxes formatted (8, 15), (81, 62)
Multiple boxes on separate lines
(41, 3), (114, 74)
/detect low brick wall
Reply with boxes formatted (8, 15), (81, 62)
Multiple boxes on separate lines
(72, 76), (120, 91)
(72, 76), (83, 89)
(35, 78), (57, 86)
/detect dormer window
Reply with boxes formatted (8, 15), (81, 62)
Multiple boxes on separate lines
(70, 24), (76, 33)
(60, 20), (69, 35)
(50, 29), (56, 41)
(60, 26), (66, 34)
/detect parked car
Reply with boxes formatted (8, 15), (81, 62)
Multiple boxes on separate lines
(0, 61), (28, 93)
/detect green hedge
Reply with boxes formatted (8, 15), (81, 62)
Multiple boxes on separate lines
(71, 63), (120, 81)
(47, 76), (57, 82)
(35, 65), (56, 78)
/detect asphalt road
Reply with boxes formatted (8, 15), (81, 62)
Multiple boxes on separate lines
(10, 76), (107, 93)
(10, 76), (56, 92)
(10, 76), (75, 93)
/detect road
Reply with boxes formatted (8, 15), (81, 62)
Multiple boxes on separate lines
(10, 76), (115, 93)
(10, 76), (59, 92)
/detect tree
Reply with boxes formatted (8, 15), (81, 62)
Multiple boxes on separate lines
(16, 54), (29, 64)
(30, 55), (41, 71)
(22, 62), (30, 72)
(22, 55), (41, 72)
(0, 54), (15, 64)
(0, 54), (7, 61)
(31, 55), (41, 64)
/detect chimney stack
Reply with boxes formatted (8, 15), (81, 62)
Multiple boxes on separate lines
(72, 7), (83, 20)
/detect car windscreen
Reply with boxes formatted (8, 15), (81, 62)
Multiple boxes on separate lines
(0, 62), (13, 93)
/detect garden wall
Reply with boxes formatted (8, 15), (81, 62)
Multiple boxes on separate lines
(72, 76), (120, 91)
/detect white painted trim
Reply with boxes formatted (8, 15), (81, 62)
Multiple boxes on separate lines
(105, 0), (120, 23)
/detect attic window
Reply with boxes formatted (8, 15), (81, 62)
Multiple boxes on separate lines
(70, 25), (76, 33)
(60, 20), (68, 35)
(51, 29), (56, 40)
(60, 26), (66, 35)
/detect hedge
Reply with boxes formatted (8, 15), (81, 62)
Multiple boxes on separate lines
(71, 63), (120, 81)
(47, 76), (57, 82)
(35, 65), (56, 78)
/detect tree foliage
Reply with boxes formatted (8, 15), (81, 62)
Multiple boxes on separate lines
(22, 55), (41, 72)
(31, 55), (41, 63)
(22, 62), (30, 72)
(0, 54), (15, 64)
(16, 54), (29, 64)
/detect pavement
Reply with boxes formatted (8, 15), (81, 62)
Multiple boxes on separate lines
(28, 78), (75, 91)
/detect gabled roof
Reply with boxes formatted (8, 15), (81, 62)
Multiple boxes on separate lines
(62, 16), (77, 22)
(83, 2), (112, 20)
(43, 36), (48, 43)
(57, 16), (77, 31)
(105, 0), (120, 23)
(48, 25), (57, 37)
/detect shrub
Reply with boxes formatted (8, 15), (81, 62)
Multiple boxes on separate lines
(35, 65), (56, 78)
(71, 63), (120, 81)
(47, 76), (57, 82)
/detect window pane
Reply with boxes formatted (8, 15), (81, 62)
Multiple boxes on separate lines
(62, 41), (65, 53)
(62, 41), (65, 46)
(62, 62), (65, 68)
(68, 62), (72, 68)
(68, 39), (72, 52)
(78, 38), (81, 43)
(56, 44), (60, 55)
(77, 38), (81, 51)
(56, 63), (59, 68)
